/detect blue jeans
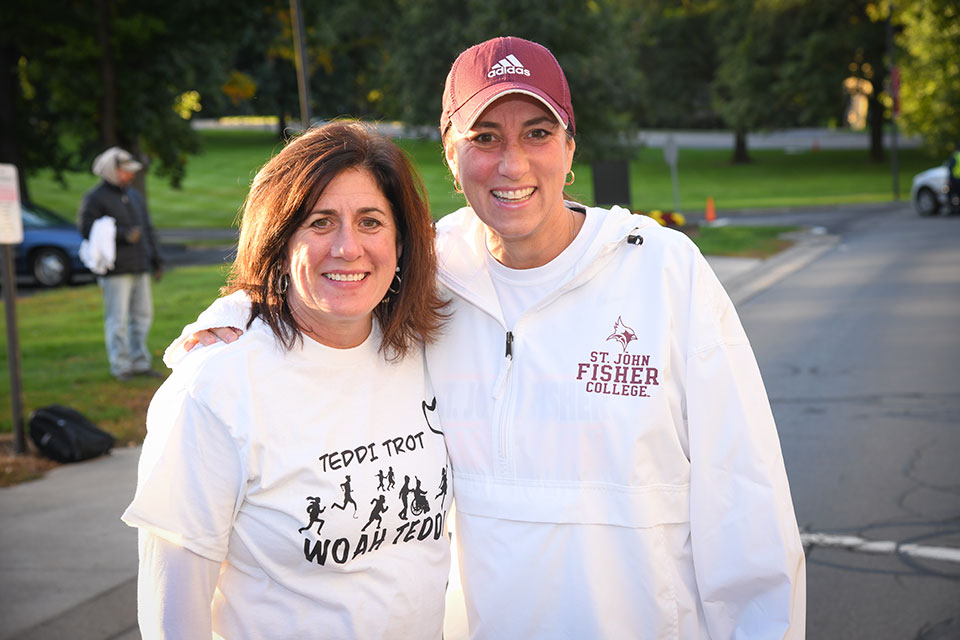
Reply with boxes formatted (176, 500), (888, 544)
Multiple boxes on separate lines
(99, 273), (154, 376)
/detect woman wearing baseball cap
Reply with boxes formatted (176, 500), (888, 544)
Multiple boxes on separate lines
(428, 36), (805, 638)
(170, 36), (805, 639)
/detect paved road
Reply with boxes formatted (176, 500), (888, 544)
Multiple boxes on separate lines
(736, 205), (960, 638)
(634, 128), (923, 151)
(202, 119), (926, 151)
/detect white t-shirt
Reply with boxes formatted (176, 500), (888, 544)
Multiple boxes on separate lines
(485, 207), (599, 328)
(123, 319), (451, 639)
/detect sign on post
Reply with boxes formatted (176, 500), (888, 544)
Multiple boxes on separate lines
(663, 135), (680, 212)
(0, 163), (26, 455)
(0, 164), (24, 244)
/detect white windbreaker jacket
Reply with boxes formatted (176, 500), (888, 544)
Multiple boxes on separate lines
(426, 204), (805, 639)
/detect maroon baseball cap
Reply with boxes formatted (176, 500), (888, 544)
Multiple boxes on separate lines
(440, 36), (575, 136)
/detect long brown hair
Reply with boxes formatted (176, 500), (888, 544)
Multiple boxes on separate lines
(226, 120), (447, 358)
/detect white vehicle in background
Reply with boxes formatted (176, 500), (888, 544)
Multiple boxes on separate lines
(910, 165), (950, 216)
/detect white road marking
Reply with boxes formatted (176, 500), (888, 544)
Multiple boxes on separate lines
(801, 532), (960, 564)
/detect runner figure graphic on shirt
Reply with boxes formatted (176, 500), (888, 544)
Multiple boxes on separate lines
(362, 494), (389, 531)
(331, 474), (359, 518)
(398, 475), (412, 520)
(376, 469), (387, 491)
(411, 477), (430, 516)
(387, 466), (396, 490)
(436, 467), (448, 502)
(298, 496), (327, 534)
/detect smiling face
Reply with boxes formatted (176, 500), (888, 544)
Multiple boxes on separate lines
(285, 168), (399, 348)
(446, 94), (576, 267)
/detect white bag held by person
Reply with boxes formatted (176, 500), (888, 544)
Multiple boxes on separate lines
(79, 216), (116, 275)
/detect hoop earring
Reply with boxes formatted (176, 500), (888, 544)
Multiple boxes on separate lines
(565, 170), (576, 186)
(277, 272), (289, 296)
(454, 177), (464, 194)
(388, 266), (401, 294)
(381, 267), (401, 305)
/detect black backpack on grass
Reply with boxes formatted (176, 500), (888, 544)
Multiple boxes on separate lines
(29, 404), (115, 463)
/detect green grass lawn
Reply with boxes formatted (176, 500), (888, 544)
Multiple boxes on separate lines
(692, 225), (801, 258)
(28, 130), (285, 227)
(0, 265), (231, 441)
(25, 128), (935, 227)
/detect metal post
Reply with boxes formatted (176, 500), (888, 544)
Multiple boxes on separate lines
(1, 244), (25, 454)
(888, 2), (900, 200)
(664, 135), (680, 211)
(891, 104), (899, 201)
(290, 0), (312, 130)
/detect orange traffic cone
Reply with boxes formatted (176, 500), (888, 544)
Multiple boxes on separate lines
(705, 196), (716, 223)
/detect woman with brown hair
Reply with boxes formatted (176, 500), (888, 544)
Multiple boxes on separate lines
(123, 121), (451, 639)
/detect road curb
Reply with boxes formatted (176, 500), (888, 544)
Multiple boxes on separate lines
(686, 200), (908, 222)
(724, 231), (840, 307)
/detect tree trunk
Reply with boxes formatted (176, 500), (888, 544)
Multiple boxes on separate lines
(95, 0), (118, 149)
(731, 128), (751, 164)
(867, 88), (885, 163)
(276, 63), (290, 140)
(129, 140), (148, 199)
(93, 1), (147, 201)
(0, 44), (29, 204)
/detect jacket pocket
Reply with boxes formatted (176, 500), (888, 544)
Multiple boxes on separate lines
(454, 473), (689, 528)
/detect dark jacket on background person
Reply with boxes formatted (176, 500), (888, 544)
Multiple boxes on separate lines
(78, 181), (163, 275)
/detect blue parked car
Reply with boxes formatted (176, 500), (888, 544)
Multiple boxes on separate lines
(14, 203), (91, 287)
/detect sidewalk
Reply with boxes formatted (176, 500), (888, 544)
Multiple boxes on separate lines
(0, 449), (140, 640)
(0, 231), (837, 640)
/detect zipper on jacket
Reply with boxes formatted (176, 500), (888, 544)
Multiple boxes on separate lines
(493, 332), (514, 399)
(494, 331), (515, 471)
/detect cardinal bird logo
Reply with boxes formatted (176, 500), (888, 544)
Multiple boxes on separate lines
(606, 316), (637, 353)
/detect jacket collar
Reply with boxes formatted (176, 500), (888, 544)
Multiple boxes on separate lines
(435, 203), (658, 313)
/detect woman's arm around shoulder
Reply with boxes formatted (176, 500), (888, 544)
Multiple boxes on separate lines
(163, 290), (254, 367)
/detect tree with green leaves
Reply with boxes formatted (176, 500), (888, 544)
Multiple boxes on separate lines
(711, 0), (795, 163)
(631, 0), (721, 130)
(709, 0), (892, 163)
(1, 0), (259, 202)
(770, 0), (890, 162)
(379, 0), (644, 162)
(212, 1), (398, 137)
(896, 0), (960, 158)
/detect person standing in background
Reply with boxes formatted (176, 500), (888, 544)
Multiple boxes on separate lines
(78, 147), (164, 380)
(947, 145), (960, 214)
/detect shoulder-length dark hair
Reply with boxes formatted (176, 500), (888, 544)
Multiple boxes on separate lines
(225, 120), (447, 359)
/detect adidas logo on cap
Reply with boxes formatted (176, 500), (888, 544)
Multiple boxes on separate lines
(487, 54), (531, 78)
